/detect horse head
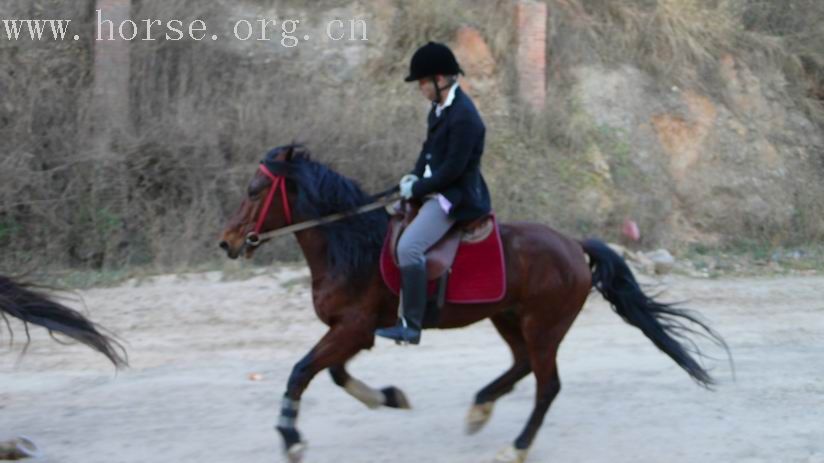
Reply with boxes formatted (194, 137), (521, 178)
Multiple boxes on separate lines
(219, 144), (304, 259)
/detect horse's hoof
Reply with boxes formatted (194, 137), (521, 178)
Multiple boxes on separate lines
(493, 445), (528, 463)
(285, 441), (307, 463)
(466, 402), (495, 435)
(382, 386), (411, 410)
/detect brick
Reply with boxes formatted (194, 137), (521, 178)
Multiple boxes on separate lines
(515, 0), (547, 111)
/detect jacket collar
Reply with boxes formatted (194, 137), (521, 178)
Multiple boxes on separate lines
(428, 86), (462, 131)
(435, 83), (459, 117)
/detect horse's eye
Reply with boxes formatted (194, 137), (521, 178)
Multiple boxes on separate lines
(248, 178), (268, 199)
(247, 176), (269, 201)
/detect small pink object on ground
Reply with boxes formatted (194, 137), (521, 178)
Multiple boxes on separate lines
(623, 219), (641, 242)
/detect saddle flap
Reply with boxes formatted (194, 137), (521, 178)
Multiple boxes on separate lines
(388, 215), (461, 280)
(424, 229), (462, 279)
(381, 209), (506, 305)
(387, 202), (494, 280)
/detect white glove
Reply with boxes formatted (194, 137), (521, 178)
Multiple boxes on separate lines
(399, 174), (418, 199)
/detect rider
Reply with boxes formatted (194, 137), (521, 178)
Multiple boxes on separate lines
(375, 41), (491, 345)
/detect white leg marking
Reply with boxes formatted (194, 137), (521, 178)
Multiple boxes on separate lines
(344, 378), (385, 409)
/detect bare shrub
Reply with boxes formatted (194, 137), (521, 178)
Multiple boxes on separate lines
(0, 0), (822, 276)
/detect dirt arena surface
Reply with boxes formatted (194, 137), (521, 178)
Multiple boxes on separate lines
(2, 267), (822, 463)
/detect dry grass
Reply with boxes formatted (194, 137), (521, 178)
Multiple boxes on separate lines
(0, 0), (822, 275)
(531, 0), (824, 245)
(737, 0), (824, 123)
(547, 0), (824, 120)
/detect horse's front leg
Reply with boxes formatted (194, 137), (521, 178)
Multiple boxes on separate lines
(276, 323), (372, 463)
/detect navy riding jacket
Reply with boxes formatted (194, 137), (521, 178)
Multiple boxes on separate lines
(409, 87), (492, 222)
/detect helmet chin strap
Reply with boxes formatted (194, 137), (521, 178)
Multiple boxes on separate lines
(431, 76), (443, 105)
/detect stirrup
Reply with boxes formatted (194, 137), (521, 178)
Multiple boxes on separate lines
(395, 316), (410, 346)
(375, 316), (420, 345)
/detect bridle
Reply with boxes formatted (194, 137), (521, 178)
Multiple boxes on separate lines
(244, 163), (399, 248)
(257, 164), (293, 229)
(246, 163), (292, 247)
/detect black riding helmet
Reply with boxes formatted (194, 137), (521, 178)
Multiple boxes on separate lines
(405, 42), (464, 103)
(404, 42), (464, 82)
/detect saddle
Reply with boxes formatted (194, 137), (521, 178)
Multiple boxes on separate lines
(379, 200), (506, 324)
(386, 200), (496, 280)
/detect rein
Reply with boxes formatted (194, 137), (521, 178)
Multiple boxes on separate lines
(245, 164), (399, 247)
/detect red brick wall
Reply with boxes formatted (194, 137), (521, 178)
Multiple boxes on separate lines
(514, 0), (547, 111)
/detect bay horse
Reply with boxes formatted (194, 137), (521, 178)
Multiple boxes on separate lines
(219, 144), (727, 463)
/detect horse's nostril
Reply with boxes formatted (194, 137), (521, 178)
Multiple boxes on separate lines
(219, 241), (230, 251)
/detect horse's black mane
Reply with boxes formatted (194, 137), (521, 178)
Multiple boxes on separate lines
(262, 145), (389, 283)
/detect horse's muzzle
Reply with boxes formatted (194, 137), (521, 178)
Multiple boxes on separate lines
(219, 240), (241, 260)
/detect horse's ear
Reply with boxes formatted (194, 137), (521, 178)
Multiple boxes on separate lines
(289, 139), (310, 160)
(292, 144), (310, 161)
(248, 173), (270, 196)
(284, 145), (295, 161)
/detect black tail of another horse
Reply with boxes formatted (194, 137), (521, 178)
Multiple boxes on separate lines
(0, 275), (127, 368)
(581, 239), (728, 388)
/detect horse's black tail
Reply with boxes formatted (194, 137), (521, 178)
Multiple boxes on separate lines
(581, 239), (728, 388)
(0, 275), (127, 368)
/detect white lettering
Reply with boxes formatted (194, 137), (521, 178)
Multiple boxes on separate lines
(166, 20), (183, 41)
(49, 20), (71, 40)
(257, 18), (275, 41)
(143, 19), (161, 41)
(281, 19), (298, 48)
(189, 19), (206, 41)
(350, 19), (367, 41)
(118, 20), (138, 41)
(28, 19), (46, 40)
(234, 19), (252, 41)
(2, 20), (23, 40)
(327, 20), (344, 41)
(96, 10), (114, 41)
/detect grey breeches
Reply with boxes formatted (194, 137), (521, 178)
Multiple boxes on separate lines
(397, 198), (456, 267)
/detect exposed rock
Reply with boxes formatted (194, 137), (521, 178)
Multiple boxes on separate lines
(607, 243), (656, 275)
(452, 26), (506, 117)
(652, 90), (717, 182)
(453, 26), (496, 79)
(571, 62), (821, 245)
(630, 251), (656, 276)
(646, 249), (676, 275)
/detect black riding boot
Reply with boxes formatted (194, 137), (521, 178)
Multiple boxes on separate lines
(375, 260), (428, 345)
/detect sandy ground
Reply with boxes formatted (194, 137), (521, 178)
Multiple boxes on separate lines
(1, 267), (823, 463)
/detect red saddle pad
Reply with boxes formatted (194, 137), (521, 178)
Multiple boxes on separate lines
(379, 215), (506, 304)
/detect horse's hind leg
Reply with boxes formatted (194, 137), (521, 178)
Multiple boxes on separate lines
(329, 364), (411, 410)
(466, 309), (531, 435)
(495, 310), (577, 463)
